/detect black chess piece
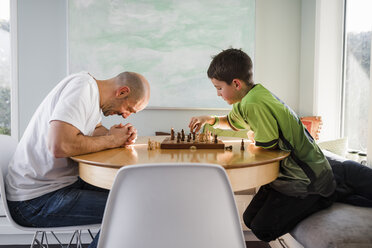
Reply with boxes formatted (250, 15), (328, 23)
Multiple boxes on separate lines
(225, 145), (233, 151)
(181, 129), (185, 141)
(214, 134), (218, 144)
(170, 128), (175, 140)
(240, 139), (245, 151)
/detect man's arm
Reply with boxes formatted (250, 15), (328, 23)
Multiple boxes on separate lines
(92, 123), (109, 136)
(47, 120), (135, 158)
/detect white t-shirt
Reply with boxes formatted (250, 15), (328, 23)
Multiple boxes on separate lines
(6, 72), (102, 201)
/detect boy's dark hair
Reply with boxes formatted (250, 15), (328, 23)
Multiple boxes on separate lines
(207, 48), (254, 86)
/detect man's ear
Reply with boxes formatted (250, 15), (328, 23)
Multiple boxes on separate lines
(116, 86), (130, 98)
(232, 79), (242, 90)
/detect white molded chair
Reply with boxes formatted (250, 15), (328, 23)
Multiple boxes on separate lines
(0, 134), (100, 247)
(97, 163), (246, 248)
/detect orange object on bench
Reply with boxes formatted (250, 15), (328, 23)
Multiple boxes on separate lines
(300, 116), (322, 140)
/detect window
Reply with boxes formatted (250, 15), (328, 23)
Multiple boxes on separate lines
(342, 0), (371, 152)
(0, 0), (10, 135)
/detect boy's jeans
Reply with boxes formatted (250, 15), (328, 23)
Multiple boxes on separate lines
(8, 178), (108, 248)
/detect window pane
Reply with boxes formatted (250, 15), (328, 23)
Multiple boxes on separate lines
(0, 0), (11, 135)
(343, 0), (371, 152)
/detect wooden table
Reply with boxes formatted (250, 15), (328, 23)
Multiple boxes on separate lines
(71, 136), (289, 192)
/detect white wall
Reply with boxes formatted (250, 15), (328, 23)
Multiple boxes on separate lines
(17, 0), (67, 138)
(298, 0), (344, 141)
(255, 0), (301, 114)
(313, 0), (344, 141)
(16, 0), (302, 137)
(299, 0), (316, 117)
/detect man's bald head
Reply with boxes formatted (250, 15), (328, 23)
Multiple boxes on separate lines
(115, 72), (150, 102)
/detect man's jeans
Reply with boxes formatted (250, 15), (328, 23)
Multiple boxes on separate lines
(8, 178), (108, 248)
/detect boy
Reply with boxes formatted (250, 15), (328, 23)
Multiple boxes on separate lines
(189, 48), (336, 241)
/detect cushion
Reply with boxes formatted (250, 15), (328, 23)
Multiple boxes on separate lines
(318, 137), (348, 157)
(300, 116), (322, 140)
(291, 203), (372, 248)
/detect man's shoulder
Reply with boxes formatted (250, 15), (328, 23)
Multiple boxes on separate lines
(62, 72), (96, 92)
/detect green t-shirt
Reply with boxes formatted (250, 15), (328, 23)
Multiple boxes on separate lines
(228, 84), (335, 197)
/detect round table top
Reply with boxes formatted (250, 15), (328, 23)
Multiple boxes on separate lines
(71, 136), (289, 170)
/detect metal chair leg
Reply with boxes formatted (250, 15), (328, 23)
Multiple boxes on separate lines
(88, 229), (94, 240)
(50, 231), (64, 247)
(31, 229), (94, 248)
(31, 231), (47, 248)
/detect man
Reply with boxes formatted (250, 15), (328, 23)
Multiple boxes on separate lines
(6, 71), (150, 248)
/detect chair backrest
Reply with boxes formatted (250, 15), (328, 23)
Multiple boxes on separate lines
(0, 135), (18, 223)
(98, 163), (245, 248)
(0, 134), (102, 232)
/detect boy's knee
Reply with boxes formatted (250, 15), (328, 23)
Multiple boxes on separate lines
(242, 208), (253, 229)
(250, 222), (279, 242)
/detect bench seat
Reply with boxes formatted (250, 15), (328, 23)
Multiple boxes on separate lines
(291, 202), (372, 248)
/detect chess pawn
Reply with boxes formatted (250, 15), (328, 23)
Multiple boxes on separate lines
(170, 128), (175, 140)
(187, 133), (191, 142)
(240, 139), (245, 151)
(148, 138), (154, 150)
(177, 132), (181, 143)
(199, 133), (205, 142)
(207, 131), (212, 142)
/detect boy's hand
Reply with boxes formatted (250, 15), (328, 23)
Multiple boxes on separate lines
(247, 130), (255, 143)
(189, 115), (215, 133)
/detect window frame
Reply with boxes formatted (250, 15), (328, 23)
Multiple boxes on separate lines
(10, 0), (18, 140)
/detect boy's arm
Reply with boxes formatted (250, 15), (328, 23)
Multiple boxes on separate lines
(189, 115), (233, 132)
(215, 115), (234, 129)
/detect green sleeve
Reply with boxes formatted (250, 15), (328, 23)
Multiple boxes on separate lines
(243, 103), (279, 148)
(228, 103), (251, 130)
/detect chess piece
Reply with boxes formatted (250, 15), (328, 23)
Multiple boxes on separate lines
(177, 132), (181, 143)
(240, 139), (245, 151)
(192, 132), (196, 141)
(170, 128), (175, 140)
(225, 145), (233, 151)
(214, 134), (218, 144)
(181, 129), (185, 141)
(187, 133), (191, 142)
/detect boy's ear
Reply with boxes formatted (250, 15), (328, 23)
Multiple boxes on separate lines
(232, 79), (242, 90)
(116, 86), (130, 98)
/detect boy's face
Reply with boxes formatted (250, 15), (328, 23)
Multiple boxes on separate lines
(211, 78), (242, 105)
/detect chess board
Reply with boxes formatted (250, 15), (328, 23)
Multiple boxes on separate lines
(160, 137), (225, 149)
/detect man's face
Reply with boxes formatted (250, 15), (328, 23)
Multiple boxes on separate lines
(102, 96), (147, 118)
(211, 78), (241, 105)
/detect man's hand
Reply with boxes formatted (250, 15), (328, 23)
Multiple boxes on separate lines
(108, 123), (137, 147)
(188, 115), (215, 133)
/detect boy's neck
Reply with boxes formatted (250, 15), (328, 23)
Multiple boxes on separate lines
(240, 83), (255, 98)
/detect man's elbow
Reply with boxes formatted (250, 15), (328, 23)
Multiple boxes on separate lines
(48, 142), (69, 158)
